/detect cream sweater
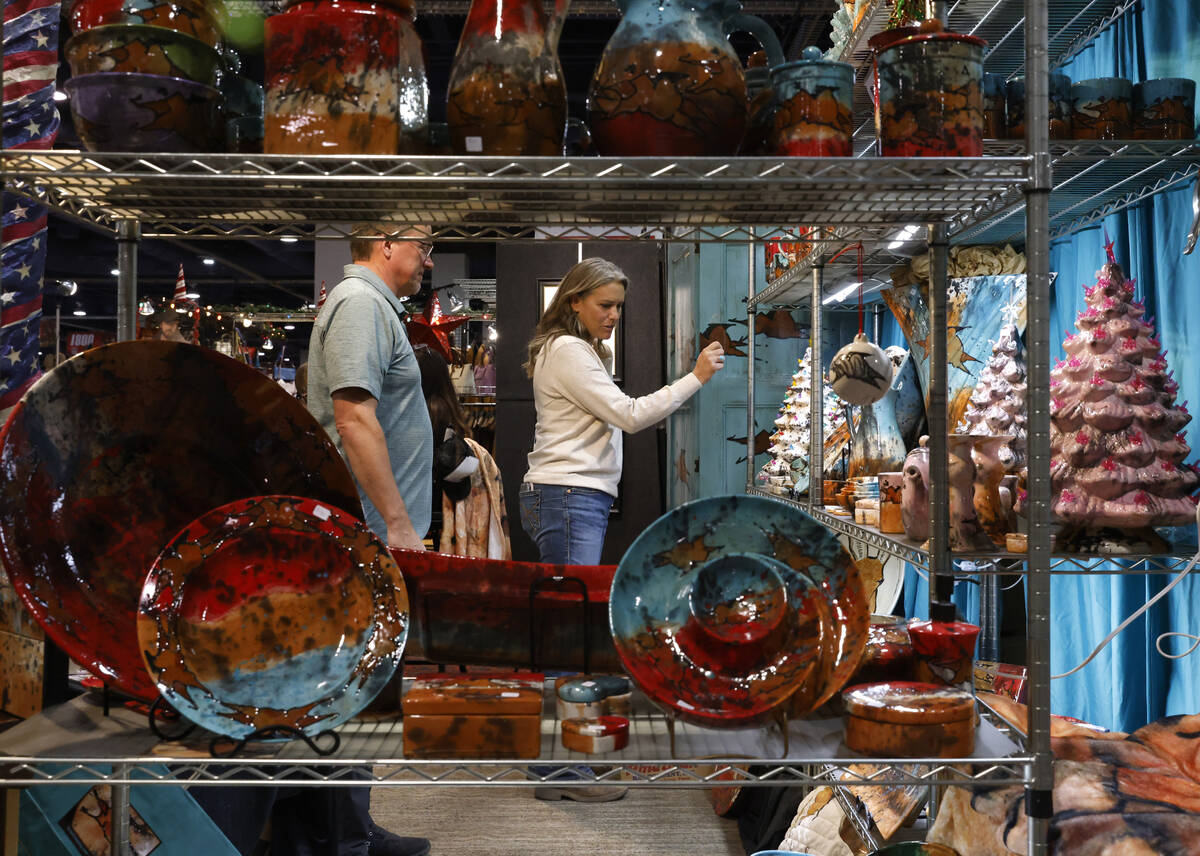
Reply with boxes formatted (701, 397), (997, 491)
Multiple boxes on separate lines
(523, 335), (703, 497)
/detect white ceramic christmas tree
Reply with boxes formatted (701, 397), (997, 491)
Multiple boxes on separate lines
(1050, 241), (1200, 552)
(760, 347), (844, 495)
(957, 312), (1028, 473)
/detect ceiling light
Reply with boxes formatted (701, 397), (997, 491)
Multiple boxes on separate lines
(280, 236), (299, 243)
(110, 268), (120, 276)
(822, 282), (859, 305)
(185, 291), (200, 299)
(202, 258), (215, 266)
(284, 324), (295, 330)
(242, 317), (253, 327)
(59, 280), (78, 296)
(72, 303), (86, 317)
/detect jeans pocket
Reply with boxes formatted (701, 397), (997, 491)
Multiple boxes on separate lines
(519, 489), (540, 538)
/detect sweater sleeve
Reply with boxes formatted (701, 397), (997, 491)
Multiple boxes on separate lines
(547, 338), (703, 433)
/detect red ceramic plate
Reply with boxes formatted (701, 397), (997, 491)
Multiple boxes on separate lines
(139, 496), (407, 738)
(0, 341), (361, 701)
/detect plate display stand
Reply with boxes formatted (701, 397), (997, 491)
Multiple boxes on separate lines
(1, 2), (1187, 853)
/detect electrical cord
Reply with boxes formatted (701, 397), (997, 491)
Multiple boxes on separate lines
(1053, 503), (1200, 680)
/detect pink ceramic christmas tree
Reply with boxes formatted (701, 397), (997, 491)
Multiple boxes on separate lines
(1050, 241), (1199, 552)
(957, 317), (1027, 473)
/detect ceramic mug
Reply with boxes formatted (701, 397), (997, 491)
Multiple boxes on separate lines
(1133, 77), (1196, 140)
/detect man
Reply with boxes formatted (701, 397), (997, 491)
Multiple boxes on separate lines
(308, 223), (435, 551)
(153, 312), (189, 342)
(304, 223), (436, 856)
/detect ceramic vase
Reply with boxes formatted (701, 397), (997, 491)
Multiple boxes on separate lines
(1005, 73), (1071, 139)
(947, 434), (993, 551)
(586, 0), (783, 156)
(874, 20), (986, 156)
(847, 614), (914, 686)
(878, 471), (904, 535)
(1133, 78), (1196, 140)
(970, 434), (1013, 549)
(265, 0), (428, 154)
(446, 0), (570, 155)
(768, 46), (853, 157)
(1070, 77), (1133, 140)
(901, 436), (930, 541)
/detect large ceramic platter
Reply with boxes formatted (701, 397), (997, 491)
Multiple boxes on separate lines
(610, 494), (867, 727)
(847, 540), (904, 617)
(0, 341), (361, 701)
(138, 496), (407, 738)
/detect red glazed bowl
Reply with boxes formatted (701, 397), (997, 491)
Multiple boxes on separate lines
(67, 0), (220, 48)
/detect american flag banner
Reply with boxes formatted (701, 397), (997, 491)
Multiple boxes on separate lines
(2, 0), (61, 421)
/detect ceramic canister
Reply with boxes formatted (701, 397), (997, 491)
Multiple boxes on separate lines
(908, 619), (980, 694)
(842, 681), (976, 758)
(983, 71), (1005, 138)
(1071, 77), (1133, 140)
(875, 21), (986, 156)
(1009, 73), (1072, 138)
(769, 46), (854, 157)
(1133, 77), (1196, 140)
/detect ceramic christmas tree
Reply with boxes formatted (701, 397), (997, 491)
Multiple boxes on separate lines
(1050, 240), (1200, 553)
(759, 347), (844, 495)
(957, 313), (1028, 473)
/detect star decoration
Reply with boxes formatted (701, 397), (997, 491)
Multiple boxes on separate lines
(1000, 302), (1021, 324)
(10, 203), (28, 220)
(31, 236), (41, 250)
(33, 32), (49, 47)
(1103, 226), (1116, 264)
(0, 292), (14, 305)
(4, 350), (22, 366)
(404, 292), (469, 363)
(15, 263), (32, 280)
(23, 119), (40, 137)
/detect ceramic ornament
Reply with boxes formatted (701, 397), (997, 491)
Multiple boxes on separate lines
(957, 316), (1028, 473)
(1049, 243), (1200, 553)
(828, 332), (893, 405)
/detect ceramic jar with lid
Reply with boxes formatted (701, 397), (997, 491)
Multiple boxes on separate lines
(1133, 78), (1196, 139)
(768, 46), (854, 156)
(908, 618), (980, 693)
(1071, 77), (1133, 140)
(874, 19), (986, 156)
(842, 681), (976, 757)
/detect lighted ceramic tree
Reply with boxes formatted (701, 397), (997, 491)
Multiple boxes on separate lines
(1050, 244), (1200, 553)
(760, 347), (843, 495)
(957, 317), (1028, 473)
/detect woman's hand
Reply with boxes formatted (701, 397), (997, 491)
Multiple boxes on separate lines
(692, 341), (726, 384)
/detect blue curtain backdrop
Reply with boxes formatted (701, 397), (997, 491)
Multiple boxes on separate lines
(896, 0), (1200, 733)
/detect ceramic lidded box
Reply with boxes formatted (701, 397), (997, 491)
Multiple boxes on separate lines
(402, 673), (544, 759)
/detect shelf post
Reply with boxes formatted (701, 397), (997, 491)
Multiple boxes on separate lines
(115, 219), (140, 342)
(809, 257), (824, 512)
(109, 767), (130, 856)
(747, 238), (757, 492)
(1024, 0), (1053, 849)
(926, 222), (953, 619)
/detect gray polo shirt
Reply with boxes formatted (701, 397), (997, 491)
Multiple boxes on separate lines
(308, 264), (433, 540)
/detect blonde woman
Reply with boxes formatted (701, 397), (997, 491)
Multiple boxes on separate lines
(520, 257), (725, 566)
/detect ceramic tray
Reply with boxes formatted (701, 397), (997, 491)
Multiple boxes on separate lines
(0, 341), (361, 700)
(610, 494), (868, 727)
(138, 495), (407, 738)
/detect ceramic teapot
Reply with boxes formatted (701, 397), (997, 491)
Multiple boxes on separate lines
(901, 435), (930, 541)
(586, 0), (784, 156)
(446, 0), (570, 155)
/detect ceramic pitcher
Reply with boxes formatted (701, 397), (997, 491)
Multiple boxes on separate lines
(446, 0), (569, 155)
(901, 435), (930, 541)
(586, 0), (784, 156)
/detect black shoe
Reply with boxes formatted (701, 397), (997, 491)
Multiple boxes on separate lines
(367, 823), (431, 856)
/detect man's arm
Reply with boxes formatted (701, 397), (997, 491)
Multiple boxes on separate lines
(332, 387), (424, 551)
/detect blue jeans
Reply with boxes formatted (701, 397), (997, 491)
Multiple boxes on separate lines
(519, 483), (613, 566)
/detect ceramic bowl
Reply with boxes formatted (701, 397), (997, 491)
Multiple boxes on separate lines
(67, 0), (221, 48)
(66, 24), (222, 86)
(65, 71), (223, 152)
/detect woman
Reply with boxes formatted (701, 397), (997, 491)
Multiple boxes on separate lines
(520, 257), (725, 565)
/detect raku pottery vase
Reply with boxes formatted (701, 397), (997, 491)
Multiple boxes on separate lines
(768, 46), (853, 156)
(908, 618), (980, 694)
(867, 24), (921, 143)
(1133, 78), (1196, 140)
(901, 436), (930, 541)
(265, 0), (428, 154)
(828, 333), (892, 406)
(1005, 73), (1072, 139)
(446, 0), (570, 155)
(586, 0), (784, 156)
(67, 0), (221, 48)
(847, 614), (914, 686)
(971, 434), (1013, 548)
(947, 433), (993, 551)
(1071, 77), (1133, 140)
(874, 19), (986, 156)
(878, 471), (904, 535)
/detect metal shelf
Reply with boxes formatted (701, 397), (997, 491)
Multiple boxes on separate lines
(0, 687), (1028, 789)
(1, 151), (1028, 241)
(747, 487), (1198, 575)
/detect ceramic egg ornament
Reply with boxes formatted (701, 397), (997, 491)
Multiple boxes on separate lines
(827, 333), (893, 405)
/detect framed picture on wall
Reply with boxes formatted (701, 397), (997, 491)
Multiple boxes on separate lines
(538, 278), (624, 385)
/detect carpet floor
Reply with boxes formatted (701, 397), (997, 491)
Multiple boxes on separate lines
(368, 775), (746, 856)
